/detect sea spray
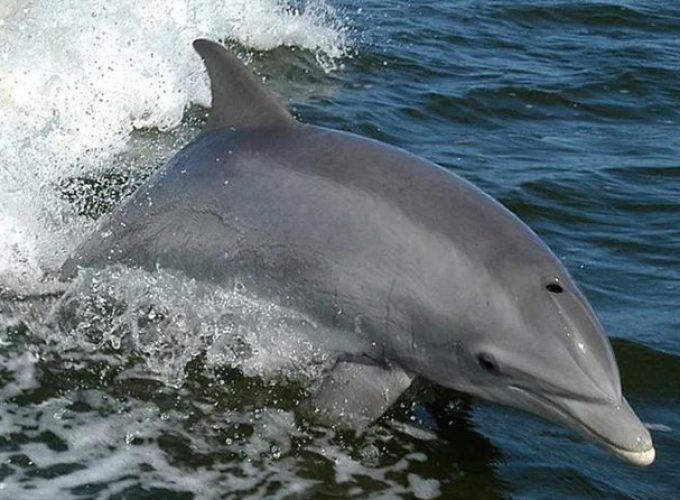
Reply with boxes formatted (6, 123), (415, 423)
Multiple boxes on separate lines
(0, 0), (348, 288)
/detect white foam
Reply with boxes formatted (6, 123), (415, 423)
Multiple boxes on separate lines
(0, 391), (227, 499)
(0, 349), (433, 499)
(0, 0), (347, 288)
(0, 324), (442, 499)
(307, 432), (441, 499)
(408, 473), (442, 500)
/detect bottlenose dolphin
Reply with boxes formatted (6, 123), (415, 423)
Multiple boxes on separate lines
(60, 39), (655, 466)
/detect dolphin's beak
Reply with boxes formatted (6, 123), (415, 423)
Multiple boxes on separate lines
(511, 388), (655, 466)
(564, 396), (655, 466)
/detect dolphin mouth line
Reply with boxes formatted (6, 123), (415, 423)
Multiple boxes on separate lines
(509, 385), (655, 466)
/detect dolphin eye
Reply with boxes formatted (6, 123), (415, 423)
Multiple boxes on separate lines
(546, 282), (564, 293)
(477, 353), (501, 375)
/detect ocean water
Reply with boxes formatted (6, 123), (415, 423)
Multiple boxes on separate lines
(0, 0), (678, 498)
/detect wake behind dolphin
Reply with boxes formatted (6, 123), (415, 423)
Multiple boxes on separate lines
(60, 39), (655, 466)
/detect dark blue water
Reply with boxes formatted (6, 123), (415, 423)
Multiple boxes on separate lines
(313, 2), (680, 496)
(310, 1), (680, 497)
(1, 1), (678, 498)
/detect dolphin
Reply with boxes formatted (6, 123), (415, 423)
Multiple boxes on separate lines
(60, 39), (655, 466)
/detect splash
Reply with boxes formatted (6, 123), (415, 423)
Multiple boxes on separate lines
(0, 0), (348, 288)
(0, 5), (357, 496)
(0, 266), (444, 499)
(14, 266), (333, 387)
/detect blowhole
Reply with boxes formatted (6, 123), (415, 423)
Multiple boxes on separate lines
(477, 353), (501, 375)
(546, 283), (564, 294)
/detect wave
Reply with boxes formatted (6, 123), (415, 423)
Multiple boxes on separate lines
(0, 0), (348, 287)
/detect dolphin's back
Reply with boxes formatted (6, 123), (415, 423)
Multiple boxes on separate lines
(61, 123), (550, 348)
(62, 37), (552, 300)
(62, 123), (544, 278)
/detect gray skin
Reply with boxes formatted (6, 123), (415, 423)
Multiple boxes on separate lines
(61, 39), (654, 466)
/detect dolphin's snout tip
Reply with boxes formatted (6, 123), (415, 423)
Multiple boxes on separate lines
(605, 400), (655, 466)
(516, 389), (656, 466)
(593, 402), (656, 466)
(600, 406), (655, 466)
(614, 444), (655, 466)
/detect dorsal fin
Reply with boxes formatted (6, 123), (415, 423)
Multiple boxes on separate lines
(192, 39), (294, 129)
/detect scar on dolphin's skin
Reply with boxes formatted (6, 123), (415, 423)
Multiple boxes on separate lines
(58, 39), (654, 466)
